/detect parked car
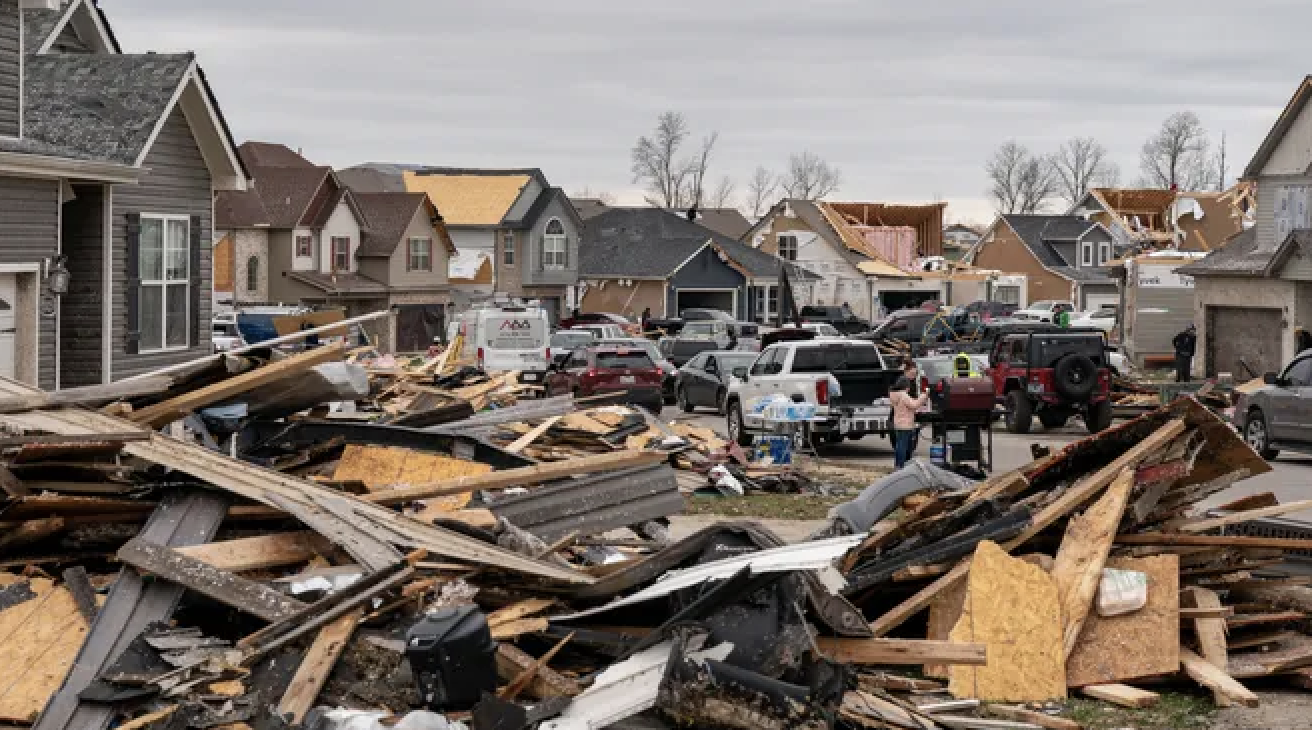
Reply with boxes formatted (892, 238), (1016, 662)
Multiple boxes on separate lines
(799, 322), (844, 338)
(799, 305), (870, 335)
(1234, 350), (1312, 460)
(599, 337), (679, 403)
(661, 320), (759, 366)
(212, 315), (242, 353)
(559, 311), (636, 333)
(864, 309), (937, 345)
(458, 304), (552, 385)
(550, 329), (597, 351)
(675, 351), (759, 414)
(725, 340), (902, 447)
(544, 345), (664, 413)
(1070, 308), (1118, 333)
(571, 323), (627, 341)
(680, 308), (735, 322)
(990, 329), (1114, 434)
(962, 300), (1018, 322)
(1012, 300), (1076, 323)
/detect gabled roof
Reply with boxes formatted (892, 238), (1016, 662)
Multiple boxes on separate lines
(287, 271), (389, 297)
(238, 141), (315, 170)
(743, 199), (864, 268)
(1243, 76), (1312, 180)
(24, 0), (120, 56)
(250, 166), (335, 228)
(572, 198), (611, 220)
(336, 165), (408, 193)
(995, 214), (1116, 283)
(214, 189), (270, 229)
(354, 192), (457, 258)
(1088, 188), (1178, 216)
(403, 168), (546, 226)
(1176, 228), (1272, 277)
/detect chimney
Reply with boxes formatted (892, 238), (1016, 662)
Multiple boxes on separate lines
(1, 0), (22, 138)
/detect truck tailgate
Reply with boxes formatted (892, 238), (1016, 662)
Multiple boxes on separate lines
(832, 370), (898, 406)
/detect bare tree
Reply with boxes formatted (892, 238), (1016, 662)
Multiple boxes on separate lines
(631, 111), (691, 208)
(684, 131), (719, 207)
(1052, 137), (1120, 204)
(571, 187), (616, 205)
(745, 166), (778, 218)
(780, 151), (842, 200)
(1139, 111), (1213, 191)
(705, 175), (735, 208)
(1212, 131), (1229, 192)
(986, 141), (1056, 214)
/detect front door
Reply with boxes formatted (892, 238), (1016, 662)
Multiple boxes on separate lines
(0, 275), (16, 380)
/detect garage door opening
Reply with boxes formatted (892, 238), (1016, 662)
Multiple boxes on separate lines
(880, 290), (940, 315)
(676, 289), (736, 318)
(1206, 306), (1281, 379)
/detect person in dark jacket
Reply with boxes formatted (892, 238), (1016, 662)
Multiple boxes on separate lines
(1172, 324), (1197, 383)
(641, 307), (651, 333)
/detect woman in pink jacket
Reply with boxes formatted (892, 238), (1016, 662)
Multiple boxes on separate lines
(890, 366), (929, 468)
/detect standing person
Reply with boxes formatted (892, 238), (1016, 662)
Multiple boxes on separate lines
(903, 361), (926, 455)
(1172, 324), (1197, 383)
(641, 306), (652, 333)
(1055, 307), (1071, 329)
(890, 374), (929, 469)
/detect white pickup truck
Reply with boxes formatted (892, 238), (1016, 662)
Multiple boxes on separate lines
(724, 340), (902, 447)
(1011, 300), (1075, 323)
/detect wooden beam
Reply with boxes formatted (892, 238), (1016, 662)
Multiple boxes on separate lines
(1179, 606), (1235, 620)
(174, 532), (329, 572)
(1079, 684), (1159, 708)
(815, 637), (987, 666)
(128, 344), (347, 428)
(0, 431), (151, 447)
(117, 538), (308, 622)
(495, 643), (582, 699)
(870, 420), (1185, 637)
(498, 632), (573, 701)
(1052, 468), (1134, 659)
(986, 706), (1080, 730)
(1227, 611), (1306, 630)
(0, 464), (27, 497)
(504, 416), (562, 454)
(1182, 586), (1231, 707)
(0, 516), (65, 549)
(1180, 499), (1312, 534)
(1115, 533), (1312, 550)
(276, 607), (362, 726)
(362, 450), (667, 505)
(1180, 648), (1259, 708)
(0, 376), (173, 414)
(1229, 582), (1312, 613)
(487, 598), (555, 628)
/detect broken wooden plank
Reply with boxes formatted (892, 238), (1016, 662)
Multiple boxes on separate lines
(870, 420), (1185, 638)
(1229, 582), (1312, 614)
(1228, 631), (1298, 651)
(857, 673), (944, 692)
(0, 464), (26, 498)
(1079, 684), (1158, 708)
(0, 516), (65, 550)
(1180, 499), (1312, 533)
(1180, 647), (1259, 708)
(1179, 606), (1235, 620)
(115, 705), (179, 730)
(499, 632), (573, 701)
(276, 607), (362, 726)
(1051, 467), (1134, 659)
(1182, 586), (1231, 707)
(490, 617), (549, 640)
(505, 416), (563, 454)
(116, 538), (307, 622)
(0, 377), (173, 415)
(1227, 611), (1306, 630)
(1115, 533), (1312, 550)
(174, 532), (329, 572)
(817, 638), (987, 667)
(487, 598), (555, 628)
(0, 432), (151, 447)
(495, 643), (582, 699)
(128, 345), (347, 428)
(932, 716), (1042, 730)
(986, 706), (1081, 730)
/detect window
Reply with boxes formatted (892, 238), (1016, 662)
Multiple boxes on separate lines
(296, 235), (313, 258)
(331, 237), (350, 271)
(1081, 242), (1093, 267)
(752, 284), (780, 321)
(407, 237), (432, 272)
(543, 219), (566, 269)
(750, 347), (780, 376)
(1098, 242), (1111, 266)
(246, 256), (259, 293)
(502, 231), (516, 267)
(139, 215), (189, 352)
(778, 235), (798, 261)
(767, 285), (779, 317)
(1285, 357), (1312, 386)
(596, 351), (654, 369)
(792, 344), (884, 373)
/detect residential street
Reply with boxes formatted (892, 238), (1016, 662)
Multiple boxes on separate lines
(673, 407), (1312, 518)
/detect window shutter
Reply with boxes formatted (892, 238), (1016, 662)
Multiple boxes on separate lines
(538, 235), (545, 272)
(564, 235), (570, 269)
(189, 215), (202, 348)
(124, 213), (141, 355)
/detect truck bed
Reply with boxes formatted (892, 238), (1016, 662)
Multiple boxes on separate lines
(832, 369), (901, 406)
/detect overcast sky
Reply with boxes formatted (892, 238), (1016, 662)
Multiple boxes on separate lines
(109, 0), (1306, 223)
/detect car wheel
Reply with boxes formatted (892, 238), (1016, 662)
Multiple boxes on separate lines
(1244, 409), (1280, 461)
(1085, 399), (1114, 434)
(727, 401), (753, 447)
(1005, 390), (1033, 434)
(648, 401), (663, 416)
(715, 388), (727, 416)
(677, 386), (695, 413)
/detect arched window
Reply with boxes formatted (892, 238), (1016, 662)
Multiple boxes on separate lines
(543, 218), (566, 270)
(246, 256), (259, 293)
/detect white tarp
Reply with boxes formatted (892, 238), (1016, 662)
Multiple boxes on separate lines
(448, 250), (490, 280)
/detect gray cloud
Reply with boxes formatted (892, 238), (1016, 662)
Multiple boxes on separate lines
(105, 0), (1308, 221)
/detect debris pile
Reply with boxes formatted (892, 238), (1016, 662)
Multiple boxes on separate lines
(0, 336), (1309, 730)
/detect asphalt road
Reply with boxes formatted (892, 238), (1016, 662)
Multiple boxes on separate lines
(670, 406), (1312, 518)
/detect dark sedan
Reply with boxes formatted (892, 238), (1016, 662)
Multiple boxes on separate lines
(675, 351), (759, 414)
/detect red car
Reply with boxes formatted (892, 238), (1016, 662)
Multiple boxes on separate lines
(559, 311), (638, 334)
(544, 345), (664, 413)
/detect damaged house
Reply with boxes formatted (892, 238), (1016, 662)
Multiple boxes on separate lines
(968, 215), (1120, 310)
(1069, 186), (1253, 254)
(0, 0), (248, 387)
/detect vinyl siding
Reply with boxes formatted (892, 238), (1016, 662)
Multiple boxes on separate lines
(1128, 286), (1195, 364)
(60, 184), (106, 387)
(1261, 103), (1312, 176)
(111, 107), (213, 380)
(522, 194), (579, 287)
(667, 245), (747, 319)
(385, 204), (451, 290)
(971, 222), (1072, 305)
(0, 176), (58, 388)
(0, 0), (19, 138)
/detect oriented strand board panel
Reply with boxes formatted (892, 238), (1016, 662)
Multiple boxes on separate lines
(925, 572), (970, 679)
(333, 444), (488, 511)
(948, 542), (1066, 702)
(1065, 555), (1179, 688)
(0, 577), (90, 722)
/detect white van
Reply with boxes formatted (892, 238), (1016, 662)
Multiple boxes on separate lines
(463, 305), (552, 383)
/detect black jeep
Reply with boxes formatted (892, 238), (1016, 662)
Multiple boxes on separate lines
(990, 330), (1114, 434)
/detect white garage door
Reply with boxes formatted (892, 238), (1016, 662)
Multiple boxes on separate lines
(1084, 293), (1119, 311)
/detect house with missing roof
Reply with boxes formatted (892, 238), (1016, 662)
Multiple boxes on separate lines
(579, 208), (814, 322)
(216, 143), (456, 351)
(743, 199), (947, 318)
(342, 165), (581, 322)
(1069, 186), (1252, 253)
(968, 215), (1120, 311)
(0, 0), (247, 388)
(1177, 76), (1312, 378)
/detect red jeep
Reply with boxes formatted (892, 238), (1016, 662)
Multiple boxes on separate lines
(544, 345), (664, 413)
(989, 330), (1114, 434)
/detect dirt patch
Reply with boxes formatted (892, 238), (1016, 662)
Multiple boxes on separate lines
(1210, 690), (1312, 730)
(800, 461), (890, 491)
(684, 494), (847, 521)
(321, 636), (416, 713)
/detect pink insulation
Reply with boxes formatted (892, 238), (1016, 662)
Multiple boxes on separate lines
(854, 225), (918, 270)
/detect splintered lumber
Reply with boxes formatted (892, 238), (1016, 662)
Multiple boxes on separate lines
(1179, 606), (1234, 620)
(333, 444), (491, 495)
(1180, 648), (1259, 708)
(816, 638), (987, 666)
(115, 706), (180, 730)
(0, 376), (173, 415)
(174, 531), (329, 572)
(499, 632), (574, 700)
(1115, 533), (1312, 550)
(986, 706), (1081, 730)
(870, 420), (1185, 637)
(487, 598), (555, 628)
(949, 542), (1066, 702)
(1051, 468), (1134, 659)
(0, 516), (65, 550)
(0, 464), (26, 497)
(276, 607), (362, 725)
(1182, 586), (1231, 706)
(1066, 555), (1179, 688)
(495, 643), (582, 699)
(858, 674), (944, 692)
(965, 470), (1030, 505)
(1227, 612), (1306, 629)
(490, 617), (549, 640)
(361, 450), (666, 504)
(1079, 684), (1158, 708)
(128, 344), (347, 428)
(505, 416), (562, 454)
(1180, 499), (1312, 533)
(1229, 582), (1312, 614)
(117, 538), (307, 622)
(0, 576), (91, 722)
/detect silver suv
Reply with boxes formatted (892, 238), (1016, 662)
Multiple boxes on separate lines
(1235, 349), (1312, 460)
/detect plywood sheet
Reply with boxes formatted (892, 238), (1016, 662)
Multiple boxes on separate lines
(333, 444), (489, 510)
(1065, 555), (1179, 688)
(948, 541), (1066, 702)
(0, 577), (90, 722)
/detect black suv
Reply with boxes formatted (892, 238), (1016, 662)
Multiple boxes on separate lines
(800, 305), (870, 334)
(990, 330), (1114, 434)
(866, 309), (936, 345)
